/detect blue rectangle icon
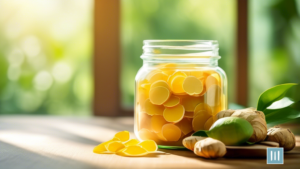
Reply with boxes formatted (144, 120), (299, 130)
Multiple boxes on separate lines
(267, 148), (284, 164)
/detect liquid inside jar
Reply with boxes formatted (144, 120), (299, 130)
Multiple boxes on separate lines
(135, 63), (227, 146)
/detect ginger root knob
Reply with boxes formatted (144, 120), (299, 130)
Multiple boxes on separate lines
(231, 109), (267, 143)
(194, 138), (227, 159)
(266, 127), (295, 151)
(182, 136), (206, 151)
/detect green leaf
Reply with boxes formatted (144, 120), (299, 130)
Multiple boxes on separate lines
(257, 83), (298, 111)
(264, 100), (300, 125)
(192, 130), (208, 137)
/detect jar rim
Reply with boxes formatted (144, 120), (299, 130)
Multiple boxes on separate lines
(142, 40), (220, 59)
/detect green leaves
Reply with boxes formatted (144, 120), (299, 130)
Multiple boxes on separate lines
(257, 83), (297, 111)
(192, 130), (208, 137)
(257, 83), (300, 125)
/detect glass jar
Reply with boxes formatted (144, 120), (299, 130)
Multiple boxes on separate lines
(134, 40), (227, 148)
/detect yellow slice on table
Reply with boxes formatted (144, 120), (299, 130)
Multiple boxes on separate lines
(138, 129), (158, 141)
(93, 137), (120, 154)
(183, 76), (203, 95)
(114, 131), (130, 142)
(181, 96), (203, 112)
(175, 118), (193, 135)
(149, 72), (169, 83)
(163, 104), (185, 123)
(138, 140), (158, 152)
(124, 139), (140, 147)
(122, 145), (148, 156)
(150, 80), (170, 90)
(206, 84), (221, 107)
(167, 71), (187, 86)
(184, 111), (194, 118)
(192, 111), (211, 131)
(106, 141), (126, 153)
(149, 86), (170, 105)
(194, 103), (212, 116)
(151, 115), (168, 133)
(171, 76), (186, 94)
(204, 117), (213, 130)
(163, 96), (180, 107)
(144, 99), (165, 115)
(161, 123), (182, 141)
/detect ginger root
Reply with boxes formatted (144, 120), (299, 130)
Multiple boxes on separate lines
(266, 127), (295, 151)
(194, 138), (227, 159)
(214, 108), (267, 143)
(182, 136), (206, 151)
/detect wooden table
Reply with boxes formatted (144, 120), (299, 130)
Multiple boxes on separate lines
(1, 116), (300, 169)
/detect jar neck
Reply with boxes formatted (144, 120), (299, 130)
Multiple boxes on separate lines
(141, 40), (221, 67)
(143, 58), (219, 67)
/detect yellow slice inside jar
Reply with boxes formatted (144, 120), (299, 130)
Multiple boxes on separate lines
(171, 76), (186, 94)
(149, 86), (170, 105)
(144, 99), (165, 115)
(151, 115), (168, 133)
(175, 118), (193, 135)
(161, 123), (182, 141)
(192, 110), (211, 131)
(148, 72), (169, 83)
(163, 96), (180, 107)
(182, 76), (203, 95)
(163, 104), (185, 123)
(181, 95), (203, 112)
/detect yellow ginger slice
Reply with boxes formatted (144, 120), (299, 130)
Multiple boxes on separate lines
(192, 110), (211, 131)
(151, 115), (168, 133)
(175, 118), (193, 135)
(114, 131), (130, 142)
(167, 71), (187, 86)
(171, 76), (186, 94)
(148, 72), (169, 83)
(106, 141), (126, 153)
(150, 80), (170, 90)
(138, 140), (158, 152)
(162, 123), (182, 141)
(163, 104), (185, 123)
(122, 145), (148, 156)
(181, 96), (203, 112)
(149, 86), (170, 105)
(163, 96), (180, 107)
(144, 99), (165, 116)
(183, 76), (203, 95)
(124, 139), (140, 147)
(194, 103), (212, 116)
(204, 116), (213, 130)
(93, 137), (120, 154)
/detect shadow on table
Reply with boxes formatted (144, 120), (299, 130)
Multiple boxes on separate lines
(0, 120), (100, 146)
(0, 141), (101, 169)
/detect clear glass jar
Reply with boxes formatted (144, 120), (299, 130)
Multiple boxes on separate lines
(134, 40), (227, 148)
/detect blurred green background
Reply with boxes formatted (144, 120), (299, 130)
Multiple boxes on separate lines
(0, 0), (299, 115)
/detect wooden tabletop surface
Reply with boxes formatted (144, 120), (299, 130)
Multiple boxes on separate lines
(1, 115), (300, 169)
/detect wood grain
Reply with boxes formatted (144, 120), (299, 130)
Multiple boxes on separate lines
(1, 116), (300, 169)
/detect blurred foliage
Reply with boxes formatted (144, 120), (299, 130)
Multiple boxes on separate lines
(249, 0), (300, 107)
(121, 0), (236, 108)
(0, 0), (93, 115)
